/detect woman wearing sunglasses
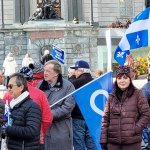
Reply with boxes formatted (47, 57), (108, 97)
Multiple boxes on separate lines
(100, 66), (150, 150)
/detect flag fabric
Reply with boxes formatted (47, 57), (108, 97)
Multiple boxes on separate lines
(114, 6), (150, 65)
(72, 71), (113, 150)
(51, 46), (65, 64)
(4, 100), (11, 126)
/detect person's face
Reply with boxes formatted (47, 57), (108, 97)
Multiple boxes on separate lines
(8, 77), (24, 99)
(116, 74), (130, 91)
(68, 69), (75, 78)
(44, 63), (58, 83)
(75, 68), (83, 78)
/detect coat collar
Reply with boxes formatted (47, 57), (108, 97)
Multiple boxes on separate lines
(39, 74), (63, 91)
(10, 91), (29, 109)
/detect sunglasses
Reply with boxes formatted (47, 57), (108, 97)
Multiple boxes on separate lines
(7, 84), (17, 89)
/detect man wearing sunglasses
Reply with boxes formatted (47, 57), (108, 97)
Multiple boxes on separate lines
(2, 73), (42, 150)
(3, 67), (53, 150)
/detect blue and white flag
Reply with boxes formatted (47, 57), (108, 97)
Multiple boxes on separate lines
(72, 71), (113, 150)
(114, 6), (150, 65)
(51, 46), (65, 64)
(4, 100), (11, 127)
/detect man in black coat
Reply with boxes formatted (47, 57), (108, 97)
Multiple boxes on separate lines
(2, 73), (41, 150)
(70, 60), (96, 150)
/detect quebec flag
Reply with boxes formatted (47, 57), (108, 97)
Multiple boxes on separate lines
(51, 46), (65, 64)
(114, 6), (150, 65)
(72, 71), (113, 150)
(4, 100), (11, 126)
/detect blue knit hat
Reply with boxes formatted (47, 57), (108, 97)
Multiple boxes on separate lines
(33, 62), (44, 74)
(19, 67), (33, 80)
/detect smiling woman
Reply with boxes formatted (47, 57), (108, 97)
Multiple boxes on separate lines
(100, 65), (150, 150)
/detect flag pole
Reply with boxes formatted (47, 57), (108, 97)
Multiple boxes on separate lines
(106, 29), (112, 71)
(50, 71), (112, 108)
(89, 0), (94, 26)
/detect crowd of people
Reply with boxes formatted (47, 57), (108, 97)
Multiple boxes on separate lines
(0, 50), (150, 150)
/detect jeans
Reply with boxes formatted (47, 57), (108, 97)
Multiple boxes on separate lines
(40, 144), (44, 150)
(73, 119), (96, 150)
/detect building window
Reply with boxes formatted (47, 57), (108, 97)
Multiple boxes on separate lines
(119, 0), (133, 17)
(145, 0), (150, 8)
(68, 0), (82, 21)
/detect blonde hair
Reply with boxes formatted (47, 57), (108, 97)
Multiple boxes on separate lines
(44, 60), (62, 74)
(95, 69), (103, 77)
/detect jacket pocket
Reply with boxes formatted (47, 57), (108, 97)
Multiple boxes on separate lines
(135, 125), (141, 135)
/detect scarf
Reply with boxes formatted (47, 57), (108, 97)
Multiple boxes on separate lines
(10, 91), (29, 109)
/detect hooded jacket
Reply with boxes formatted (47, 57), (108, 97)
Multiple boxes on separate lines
(3, 54), (17, 76)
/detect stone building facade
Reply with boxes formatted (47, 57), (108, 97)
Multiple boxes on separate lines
(0, 0), (145, 26)
(0, 21), (99, 75)
(0, 0), (149, 76)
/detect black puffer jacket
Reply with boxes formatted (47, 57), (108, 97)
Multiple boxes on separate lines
(6, 97), (41, 150)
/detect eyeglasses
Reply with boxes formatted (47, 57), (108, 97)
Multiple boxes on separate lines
(7, 84), (18, 89)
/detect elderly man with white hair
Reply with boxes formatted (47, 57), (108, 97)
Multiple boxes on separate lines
(70, 60), (96, 150)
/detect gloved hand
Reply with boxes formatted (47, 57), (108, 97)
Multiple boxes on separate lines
(0, 100), (5, 125)
(0, 127), (7, 139)
(101, 143), (108, 150)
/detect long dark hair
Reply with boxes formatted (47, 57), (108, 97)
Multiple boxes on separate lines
(114, 79), (135, 99)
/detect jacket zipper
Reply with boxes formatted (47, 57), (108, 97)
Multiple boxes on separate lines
(119, 103), (122, 144)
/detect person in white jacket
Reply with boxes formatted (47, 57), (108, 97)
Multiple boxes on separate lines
(22, 53), (34, 67)
(2, 52), (17, 86)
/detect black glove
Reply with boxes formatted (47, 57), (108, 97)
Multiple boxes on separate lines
(0, 100), (5, 125)
(0, 127), (7, 139)
(101, 143), (108, 150)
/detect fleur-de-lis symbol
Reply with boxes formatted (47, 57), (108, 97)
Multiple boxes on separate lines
(117, 51), (125, 58)
(136, 35), (140, 45)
